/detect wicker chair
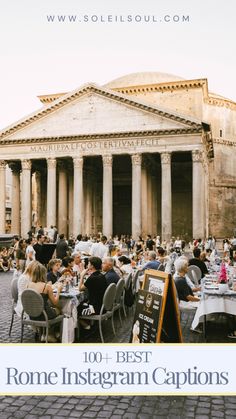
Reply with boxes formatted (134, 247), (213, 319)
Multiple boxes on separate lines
(79, 283), (117, 343)
(9, 277), (19, 336)
(21, 289), (64, 343)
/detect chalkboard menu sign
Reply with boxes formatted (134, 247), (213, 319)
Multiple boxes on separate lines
(130, 290), (162, 343)
(131, 269), (182, 343)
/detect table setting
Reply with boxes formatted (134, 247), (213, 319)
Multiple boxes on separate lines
(191, 262), (236, 337)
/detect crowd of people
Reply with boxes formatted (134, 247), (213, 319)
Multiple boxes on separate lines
(3, 227), (236, 342)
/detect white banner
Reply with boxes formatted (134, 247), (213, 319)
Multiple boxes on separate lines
(0, 344), (235, 395)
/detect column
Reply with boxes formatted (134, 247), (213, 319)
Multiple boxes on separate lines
(0, 161), (6, 234)
(131, 153), (142, 239)
(58, 161), (68, 236)
(10, 163), (20, 235)
(21, 159), (32, 238)
(35, 171), (41, 227)
(40, 171), (47, 228)
(73, 157), (83, 237)
(192, 150), (205, 238)
(85, 172), (92, 235)
(102, 155), (113, 238)
(161, 152), (172, 241)
(68, 168), (74, 236)
(141, 162), (148, 236)
(152, 174), (158, 236)
(147, 170), (153, 235)
(46, 158), (57, 228)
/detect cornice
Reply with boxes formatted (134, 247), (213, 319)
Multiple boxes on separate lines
(0, 84), (202, 140)
(38, 93), (66, 104)
(113, 78), (236, 110)
(0, 127), (202, 146)
(113, 78), (207, 95)
(213, 137), (236, 147)
(206, 96), (236, 110)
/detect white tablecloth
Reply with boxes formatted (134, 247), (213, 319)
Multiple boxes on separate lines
(191, 290), (236, 330)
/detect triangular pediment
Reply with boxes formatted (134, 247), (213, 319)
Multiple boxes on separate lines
(0, 84), (202, 141)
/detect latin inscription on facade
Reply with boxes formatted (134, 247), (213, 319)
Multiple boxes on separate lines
(30, 138), (159, 153)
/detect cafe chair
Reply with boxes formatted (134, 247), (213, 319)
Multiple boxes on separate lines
(79, 283), (117, 343)
(132, 269), (141, 295)
(187, 265), (202, 286)
(20, 289), (64, 343)
(9, 277), (19, 336)
(113, 278), (125, 326)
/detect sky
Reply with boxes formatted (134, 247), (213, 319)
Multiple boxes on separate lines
(0, 0), (235, 129)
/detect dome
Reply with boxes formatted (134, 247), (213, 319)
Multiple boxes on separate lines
(104, 72), (184, 89)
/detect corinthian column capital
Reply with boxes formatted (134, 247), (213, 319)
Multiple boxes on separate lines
(73, 156), (83, 169)
(0, 160), (6, 170)
(47, 158), (57, 169)
(102, 155), (113, 167)
(21, 159), (32, 170)
(161, 152), (171, 165)
(131, 153), (142, 166)
(192, 150), (203, 162)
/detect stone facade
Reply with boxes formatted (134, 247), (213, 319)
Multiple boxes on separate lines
(0, 72), (235, 239)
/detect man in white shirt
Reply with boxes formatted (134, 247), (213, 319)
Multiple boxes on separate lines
(90, 236), (108, 259)
(74, 235), (92, 255)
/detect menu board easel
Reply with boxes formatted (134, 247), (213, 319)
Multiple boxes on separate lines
(130, 269), (182, 343)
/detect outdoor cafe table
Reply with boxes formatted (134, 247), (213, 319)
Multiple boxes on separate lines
(53, 286), (86, 340)
(191, 286), (236, 340)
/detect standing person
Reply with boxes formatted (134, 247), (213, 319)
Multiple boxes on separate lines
(146, 235), (155, 251)
(47, 225), (55, 242)
(53, 226), (58, 243)
(90, 236), (108, 259)
(27, 226), (35, 239)
(37, 225), (44, 235)
(189, 247), (208, 278)
(25, 237), (36, 267)
(33, 234), (45, 264)
(56, 234), (69, 259)
(15, 239), (26, 272)
(135, 236), (144, 256)
(79, 257), (108, 314)
(223, 239), (230, 259)
(174, 236), (182, 251)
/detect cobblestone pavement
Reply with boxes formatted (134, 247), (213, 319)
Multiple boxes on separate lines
(1, 271), (236, 418)
(1, 395), (236, 419)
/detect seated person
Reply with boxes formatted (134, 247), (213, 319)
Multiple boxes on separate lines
(157, 247), (167, 271)
(174, 258), (200, 309)
(15, 260), (41, 317)
(117, 255), (133, 275)
(60, 256), (74, 276)
(79, 256), (108, 314)
(102, 257), (120, 285)
(173, 256), (201, 293)
(47, 259), (62, 284)
(189, 247), (208, 278)
(0, 247), (11, 271)
(27, 262), (63, 342)
(72, 252), (83, 275)
(139, 251), (160, 272)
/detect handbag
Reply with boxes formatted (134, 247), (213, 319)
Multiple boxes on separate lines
(62, 315), (75, 343)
